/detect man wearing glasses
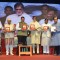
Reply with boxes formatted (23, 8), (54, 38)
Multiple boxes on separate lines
(5, 2), (33, 25)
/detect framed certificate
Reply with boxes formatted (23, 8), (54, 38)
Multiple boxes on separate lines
(30, 24), (35, 30)
(22, 24), (27, 30)
(5, 27), (10, 32)
(43, 26), (48, 31)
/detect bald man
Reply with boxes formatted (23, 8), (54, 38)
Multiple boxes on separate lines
(4, 19), (15, 55)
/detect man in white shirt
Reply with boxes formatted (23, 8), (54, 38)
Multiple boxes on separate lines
(41, 19), (51, 54)
(16, 17), (28, 45)
(6, 2), (33, 25)
(4, 19), (15, 55)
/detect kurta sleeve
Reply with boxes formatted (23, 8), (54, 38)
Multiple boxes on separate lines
(5, 16), (8, 24)
(56, 23), (60, 31)
(0, 21), (3, 29)
(36, 23), (42, 31)
(28, 22), (32, 30)
(41, 24), (45, 32)
(16, 23), (21, 30)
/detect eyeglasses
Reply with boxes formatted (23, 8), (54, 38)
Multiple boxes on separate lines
(16, 9), (22, 10)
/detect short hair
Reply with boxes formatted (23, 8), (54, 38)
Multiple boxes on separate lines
(21, 16), (25, 19)
(53, 16), (58, 19)
(33, 16), (36, 18)
(45, 18), (48, 21)
(14, 2), (24, 10)
(4, 6), (13, 11)
(40, 5), (49, 10)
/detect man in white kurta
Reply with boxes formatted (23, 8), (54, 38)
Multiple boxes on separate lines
(41, 19), (51, 54)
(29, 16), (41, 54)
(4, 19), (15, 55)
(51, 16), (60, 55)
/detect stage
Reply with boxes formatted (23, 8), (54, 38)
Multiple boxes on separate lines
(0, 39), (60, 60)
(0, 54), (60, 60)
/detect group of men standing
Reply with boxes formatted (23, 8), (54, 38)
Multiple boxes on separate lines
(0, 2), (60, 56)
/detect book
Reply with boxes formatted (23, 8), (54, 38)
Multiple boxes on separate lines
(5, 27), (10, 32)
(43, 26), (48, 31)
(30, 24), (35, 30)
(22, 24), (27, 31)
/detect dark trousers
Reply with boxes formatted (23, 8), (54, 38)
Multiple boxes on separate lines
(17, 35), (27, 45)
(54, 46), (60, 55)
